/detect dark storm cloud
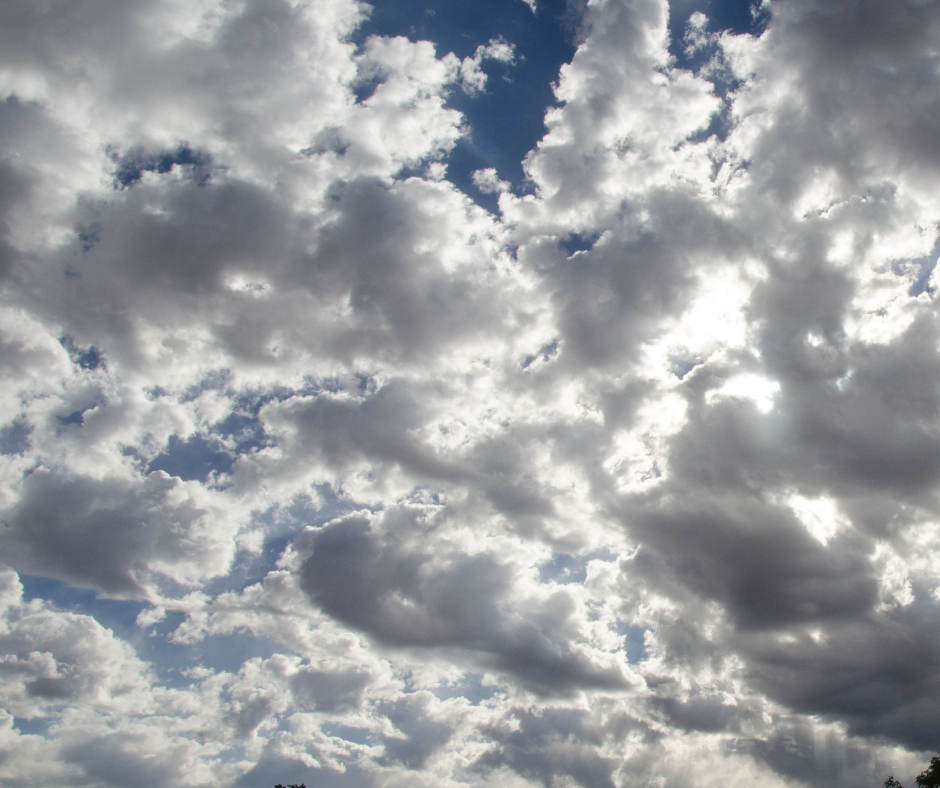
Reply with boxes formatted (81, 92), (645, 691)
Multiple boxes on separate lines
(0, 0), (141, 70)
(299, 511), (628, 694)
(728, 0), (940, 229)
(735, 720), (890, 787)
(61, 732), (189, 788)
(650, 691), (763, 734)
(1, 469), (214, 595)
(56, 175), (290, 329)
(92, 177), (282, 294)
(474, 708), (623, 788)
(0, 95), (76, 280)
(621, 491), (876, 631)
(770, 315), (940, 497)
(618, 314), (940, 750)
(739, 604), (940, 751)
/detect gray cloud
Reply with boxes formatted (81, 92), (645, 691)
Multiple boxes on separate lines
(2, 0), (940, 785)
(299, 510), (628, 694)
(1, 469), (226, 595)
(474, 708), (627, 788)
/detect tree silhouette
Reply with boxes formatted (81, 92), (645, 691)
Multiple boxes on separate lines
(884, 756), (940, 788)
(273, 784), (306, 788)
(916, 757), (940, 788)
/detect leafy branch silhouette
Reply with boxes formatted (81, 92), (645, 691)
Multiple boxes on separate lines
(885, 756), (940, 788)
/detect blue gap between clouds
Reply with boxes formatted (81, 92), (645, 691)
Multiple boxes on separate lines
(560, 232), (600, 257)
(19, 575), (283, 687)
(18, 486), (360, 689)
(58, 334), (105, 371)
(144, 378), (329, 484)
(199, 483), (358, 598)
(538, 556), (648, 663)
(669, 0), (768, 141)
(321, 723), (373, 745)
(618, 622), (649, 664)
(13, 717), (49, 735)
(354, 0), (766, 213)
(145, 383), (267, 482)
(0, 417), (31, 455)
(432, 672), (497, 704)
(20, 575), (145, 637)
(147, 434), (234, 481)
(668, 0), (766, 68)
(539, 549), (614, 585)
(149, 611), (284, 681)
(352, 0), (579, 213)
(110, 143), (213, 189)
(901, 234), (940, 297)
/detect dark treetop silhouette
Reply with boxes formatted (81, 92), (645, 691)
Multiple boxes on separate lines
(885, 756), (940, 788)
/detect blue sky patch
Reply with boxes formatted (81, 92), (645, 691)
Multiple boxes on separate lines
(0, 417), (31, 455)
(559, 232), (600, 257)
(355, 0), (578, 205)
(539, 549), (614, 585)
(19, 574), (146, 636)
(110, 143), (213, 189)
(148, 434), (234, 482)
(13, 717), (50, 736)
(618, 622), (649, 664)
(59, 335), (105, 371)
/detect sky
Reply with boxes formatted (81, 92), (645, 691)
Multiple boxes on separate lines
(0, 0), (939, 786)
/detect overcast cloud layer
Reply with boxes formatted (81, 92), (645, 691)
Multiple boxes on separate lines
(1, 0), (940, 786)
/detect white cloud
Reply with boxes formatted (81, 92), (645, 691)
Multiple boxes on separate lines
(2, 0), (940, 784)
(459, 39), (515, 95)
(471, 168), (511, 194)
(707, 373), (780, 414)
(787, 493), (851, 545)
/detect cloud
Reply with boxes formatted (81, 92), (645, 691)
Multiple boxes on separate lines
(2, 0), (940, 785)
(297, 507), (631, 694)
(472, 168), (512, 194)
(458, 39), (516, 95)
(0, 568), (153, 718)
(1, 469), (238, 595)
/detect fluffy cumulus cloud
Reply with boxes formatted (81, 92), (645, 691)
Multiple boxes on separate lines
(1, 0), (939, 785)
